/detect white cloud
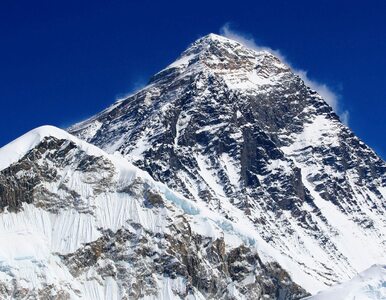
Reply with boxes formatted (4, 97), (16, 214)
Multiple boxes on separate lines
(219, 24), (349, 125)
(340, 110), (350, 125)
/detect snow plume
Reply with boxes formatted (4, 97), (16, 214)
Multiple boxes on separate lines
(115, 77), (147, 102)
(220, 24), (349, 125)
(220, 23), (286, 61)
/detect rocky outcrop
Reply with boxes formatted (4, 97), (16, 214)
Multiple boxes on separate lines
(0, 137), (114, 214)
(61, 224), (308, 299)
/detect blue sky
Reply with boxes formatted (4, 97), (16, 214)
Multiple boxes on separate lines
(0, 0), (385, 158)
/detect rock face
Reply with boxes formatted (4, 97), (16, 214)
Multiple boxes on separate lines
(0, 126), (308, 299)
(69, 34), (386, 291)
(0, 34), (384, 299)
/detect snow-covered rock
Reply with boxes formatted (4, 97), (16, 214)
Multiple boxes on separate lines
(70, 33), (386, 295)
(0, 126), (307, 299)
(0, 33), (385, 299)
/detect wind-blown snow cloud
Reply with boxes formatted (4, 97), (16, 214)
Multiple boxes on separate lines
(220, 24), (349, 125)
(115, 77), (147, 102)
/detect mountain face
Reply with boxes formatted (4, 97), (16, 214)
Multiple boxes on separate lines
(0, 34), (385, 299)
(0, 126), (308, 299)
(70, 34), (386, 290)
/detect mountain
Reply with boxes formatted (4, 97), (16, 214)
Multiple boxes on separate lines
(306, 264), (386, 300)
(0, 126), (308, 299)
(0, 33), (385, 299)
(69, 34), (386, 292)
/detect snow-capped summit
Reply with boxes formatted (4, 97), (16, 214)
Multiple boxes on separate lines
(152, 33), (289, 90)
(172, 32), (279, 66)
(0, 33), (385, 299)
(69, 33), (386, 295)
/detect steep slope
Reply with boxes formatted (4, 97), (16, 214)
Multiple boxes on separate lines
(69, 34), (386, 293)
(0, 126), (308, 299)
(306, 264), (386, 300)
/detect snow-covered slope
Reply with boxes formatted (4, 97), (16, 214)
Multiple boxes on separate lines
(1, 33), (385, 299)
(0, 125), (105, 171)
(0, 126), (308, 299)
(69, 33), (386, 295)
(306, 264), (386, 300)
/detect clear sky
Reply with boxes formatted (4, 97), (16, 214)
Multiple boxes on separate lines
(0, 0), (385, 158)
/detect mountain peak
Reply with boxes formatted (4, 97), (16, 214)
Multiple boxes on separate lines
(153, 33), (289, 86)
(0, 125), (107, 172)
(194, 33), (239, 45)
(0, 125), (65, 171)
(182, 33), (283, 62)
(180, 33), (254, 59)
(2, 31), (385, 299)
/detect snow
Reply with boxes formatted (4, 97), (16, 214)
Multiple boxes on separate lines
(221, 67), (276, 90)
(174, 111), (191, 148)
(82, 277), (121, 300)
(195, 122), (228, 134)
(195, 153), (227, 198)
(306, 265), (386, 300)
(282, 115), (340, 154)
(0, 125), (274, 297)
(75, 120), (102, 141)
(302, 174), (386, 275)
(0, 125), (107, 171)
(126, 130), (151, 162)
(0, 230), (49, 262)
(277, 112), (386, 292)
(152, 171), (331, 293)
(0, 206), (82, 294)
(0, 125), (330, 293)
(1, 29), (385, 299)
(281, 114), (386, 280)
(220, 153), (240, 187)
(164, 54), (196, 70)
(266, 158), (293, 175)
(0, 204), (100, 255)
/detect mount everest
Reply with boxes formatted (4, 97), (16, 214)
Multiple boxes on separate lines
(0, 33), (385, 299)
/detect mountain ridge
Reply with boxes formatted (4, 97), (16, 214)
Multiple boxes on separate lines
(69, 33), (386, 291)
(0, 125), (309, 299)
(0, 33), (384, 299)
